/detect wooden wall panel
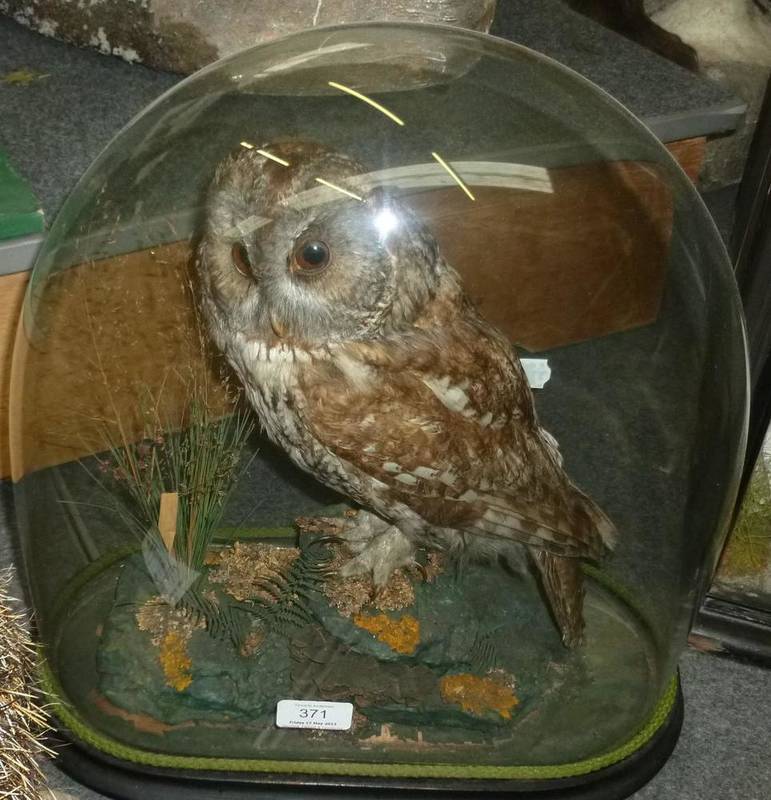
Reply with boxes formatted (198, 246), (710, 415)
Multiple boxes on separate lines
(0, 272), (30, 477)
(9, 246), (232, 479)
(666, 137), (706, 182)
(412, 159), (674, 352)
(0, 139), (707, 478)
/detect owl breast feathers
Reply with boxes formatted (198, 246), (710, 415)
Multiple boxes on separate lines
(196, 139), (616, 647)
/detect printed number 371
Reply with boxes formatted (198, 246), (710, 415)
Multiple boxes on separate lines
(299, 708), (326, 719)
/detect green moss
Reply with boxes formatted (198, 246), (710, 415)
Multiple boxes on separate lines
(719, 456), (771, 578)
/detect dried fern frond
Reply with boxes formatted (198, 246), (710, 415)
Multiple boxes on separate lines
(238, 535), (339, 646)
(0, 568), (55, 800)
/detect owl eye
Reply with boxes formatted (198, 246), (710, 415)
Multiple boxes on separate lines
(293, 240), (330, 274)
(231, 241), (251, 277)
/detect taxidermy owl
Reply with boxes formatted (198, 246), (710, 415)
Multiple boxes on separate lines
(196, 139), (617, 648)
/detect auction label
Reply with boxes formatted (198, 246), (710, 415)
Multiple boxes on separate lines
(521, 358), (551, 389)
(276, 699), (353, 731)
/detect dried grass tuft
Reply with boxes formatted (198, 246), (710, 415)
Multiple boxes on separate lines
(0, 568), (55, 799)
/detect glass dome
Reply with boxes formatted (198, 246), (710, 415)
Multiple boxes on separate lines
(9, 22), (747, 797)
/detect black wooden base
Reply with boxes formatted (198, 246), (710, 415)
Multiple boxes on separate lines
(52, 677), (683, 800)
(692, 594), (771, 666)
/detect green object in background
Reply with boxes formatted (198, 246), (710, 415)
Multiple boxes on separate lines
(0, 149), (44, 241)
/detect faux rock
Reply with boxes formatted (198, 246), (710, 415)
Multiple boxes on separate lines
(97, 556), (292, 725)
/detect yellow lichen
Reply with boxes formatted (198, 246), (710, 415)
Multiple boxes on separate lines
(158, 631), (193, 691)
(353, 613), (420, 655)
(439, 673), (519, 720)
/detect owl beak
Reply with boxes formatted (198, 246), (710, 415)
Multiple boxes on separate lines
(270, 310), (288, 339)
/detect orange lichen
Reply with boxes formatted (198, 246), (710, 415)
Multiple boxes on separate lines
(353, 613), (420, 655)
(439, 673), (519, 720)
(158, 631), (193, 691)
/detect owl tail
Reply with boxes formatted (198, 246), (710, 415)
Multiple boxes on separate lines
(531, 550), (585, 648)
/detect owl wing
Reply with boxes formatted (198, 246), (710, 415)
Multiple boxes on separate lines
(296, 321), (615, 559)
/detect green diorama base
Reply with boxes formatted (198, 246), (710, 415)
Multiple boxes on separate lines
(41, 511), (676, 798)
(96, 535), (552, 738)
(47, 675), (683, 799)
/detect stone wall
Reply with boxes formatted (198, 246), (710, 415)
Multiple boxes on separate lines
(0, 0), (496, 74)
(651, 0), (771, 188)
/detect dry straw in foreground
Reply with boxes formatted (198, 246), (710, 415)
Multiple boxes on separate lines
(0, 568), (54, 799)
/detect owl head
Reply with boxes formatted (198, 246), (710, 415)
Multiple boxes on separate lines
(197, 140), (447, 350)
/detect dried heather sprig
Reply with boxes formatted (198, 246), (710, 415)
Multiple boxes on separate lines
(0, 568), (54, 799)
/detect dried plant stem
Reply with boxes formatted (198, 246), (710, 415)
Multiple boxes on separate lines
(103, 383), (255, 573)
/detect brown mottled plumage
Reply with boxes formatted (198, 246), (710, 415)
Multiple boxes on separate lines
(196, 140), (617, 647)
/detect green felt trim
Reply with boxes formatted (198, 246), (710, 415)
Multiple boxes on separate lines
(0, 150), (44, 240)
(40, 661), (678, 780)
(37, 536), (678, 782)
(213, 525), (296, 541)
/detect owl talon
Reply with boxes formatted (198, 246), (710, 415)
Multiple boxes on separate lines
(339, 554), (372, 578)
(336, 510), (391, 554)
(340, 524), (415, 587)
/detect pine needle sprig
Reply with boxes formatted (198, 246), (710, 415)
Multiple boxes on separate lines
(90, 374), (256, 645)
(99, 379), (255, 573)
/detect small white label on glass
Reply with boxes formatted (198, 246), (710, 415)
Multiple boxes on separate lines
(276, 699), (353, 731)
(521, 358), (551, 389)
